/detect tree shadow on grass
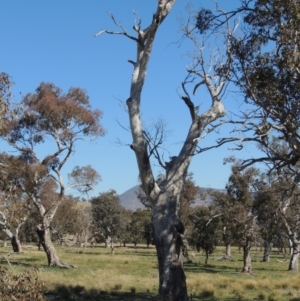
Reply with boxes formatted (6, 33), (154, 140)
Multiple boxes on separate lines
(45, 285), (239, 301)
(122, 251), (156, 257)
(45, 285), (158, 301)
(184, 261), (240, 274)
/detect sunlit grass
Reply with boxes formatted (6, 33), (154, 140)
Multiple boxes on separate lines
(0, 243), (300, 300)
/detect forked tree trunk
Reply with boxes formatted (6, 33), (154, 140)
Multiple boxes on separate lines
(100, 1), (226, 299)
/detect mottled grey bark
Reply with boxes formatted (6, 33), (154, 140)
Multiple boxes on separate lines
(36, 223), (63, 267)
(153, 192), (188, 301)
(98, 1), (229, 299)
(288, 236), (299, 272)
(11, 235), (22, 253)
(225, 243), (231, 257)
(242, 243), (252, 273)
(262, 240), (272, 262)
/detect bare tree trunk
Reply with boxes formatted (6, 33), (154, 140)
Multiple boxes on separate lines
(11, 235), (22, 253)
(242, 243), (252, 273)
(36, 223), (69, 268)
(97, 2), (226, 300)
(1, 214), (26, 252)
(2, 228), (22, 253)
(262, 240), (272, 262)
(288, 236), (299, 272)
(153, 196), (188, 301)
(205, 250), (209, 265)
(225, 243), (231, 257)
(2, 236), (7, 247)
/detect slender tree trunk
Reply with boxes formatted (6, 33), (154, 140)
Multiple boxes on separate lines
(2, 236), (7, 247)
(288, 236), (299, 272)
(225, 243), (231, 257)
(11, 235), (22, 253)
(205, 250), (209, 265)
(153, 195), (188, 301)
(262, 240), (272, 262)
(242, 243), (252, 273)
(2, 228), (21, 252)
(36, 223), (66, 267)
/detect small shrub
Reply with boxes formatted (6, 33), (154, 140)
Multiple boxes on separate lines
(233, 289), (246, 301)
(268, 292), (280, 301)
(257, 291), (267, 300)
(114, 283), (122, 291)
(199, 284), (215, 298)
(244, 280), (257, 290)
(130, 286), (136, 293)
(0, 266), (45, 301)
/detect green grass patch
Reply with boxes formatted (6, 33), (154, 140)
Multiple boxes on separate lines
(0, 244), (299, 300)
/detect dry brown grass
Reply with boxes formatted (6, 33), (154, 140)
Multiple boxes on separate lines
(1, 244), (300, 300)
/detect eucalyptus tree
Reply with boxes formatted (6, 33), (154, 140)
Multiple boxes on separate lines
(252, 174), (282, 262)
(91, 190), (128, 250)
(195, 0), (300, 170)
(96, 1), (235, 299)
(0, 153), (31, 252)
(189, 205), (221, 264)
(128, 209), (153, 248)
(1, 83), (104, 267)
(0, 190), (30, 253)
(213, 163), (258, 273)
(195, 0), (300, 271)
(0, 72), (13, 134)
(262, 165), (300, 272)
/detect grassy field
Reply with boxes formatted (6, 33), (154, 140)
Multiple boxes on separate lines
(1, 243), (300, 300)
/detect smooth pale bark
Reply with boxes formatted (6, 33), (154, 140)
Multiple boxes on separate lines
(279, 186), (300, 272)
(2, 228), (22, 252)
(225, 243), (231, 257)
(33, 193), (71, 268)
(1, 211), (26, 253)
(99, 1), (228, 299)
(288, 236), (299, 272)
(2, 236), (7, 247)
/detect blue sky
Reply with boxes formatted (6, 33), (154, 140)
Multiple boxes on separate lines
(1, 0), (257, 196)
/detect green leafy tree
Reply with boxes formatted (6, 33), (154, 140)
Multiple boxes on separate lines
(189, 206), (221, 264)
(128, 209), (152, 248)
(0, 153), (32, 252)
(213, 163), (258, 273)
(252, 174), (284, 262)
(91, 190), (128, 249)
(195, 0), (300, 170)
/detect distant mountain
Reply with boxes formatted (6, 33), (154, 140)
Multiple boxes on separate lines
(119, 185), (144, 211)
(119, 185), (225, 211)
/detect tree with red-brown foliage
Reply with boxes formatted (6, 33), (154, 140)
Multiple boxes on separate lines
(1, 82), (104, 267)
